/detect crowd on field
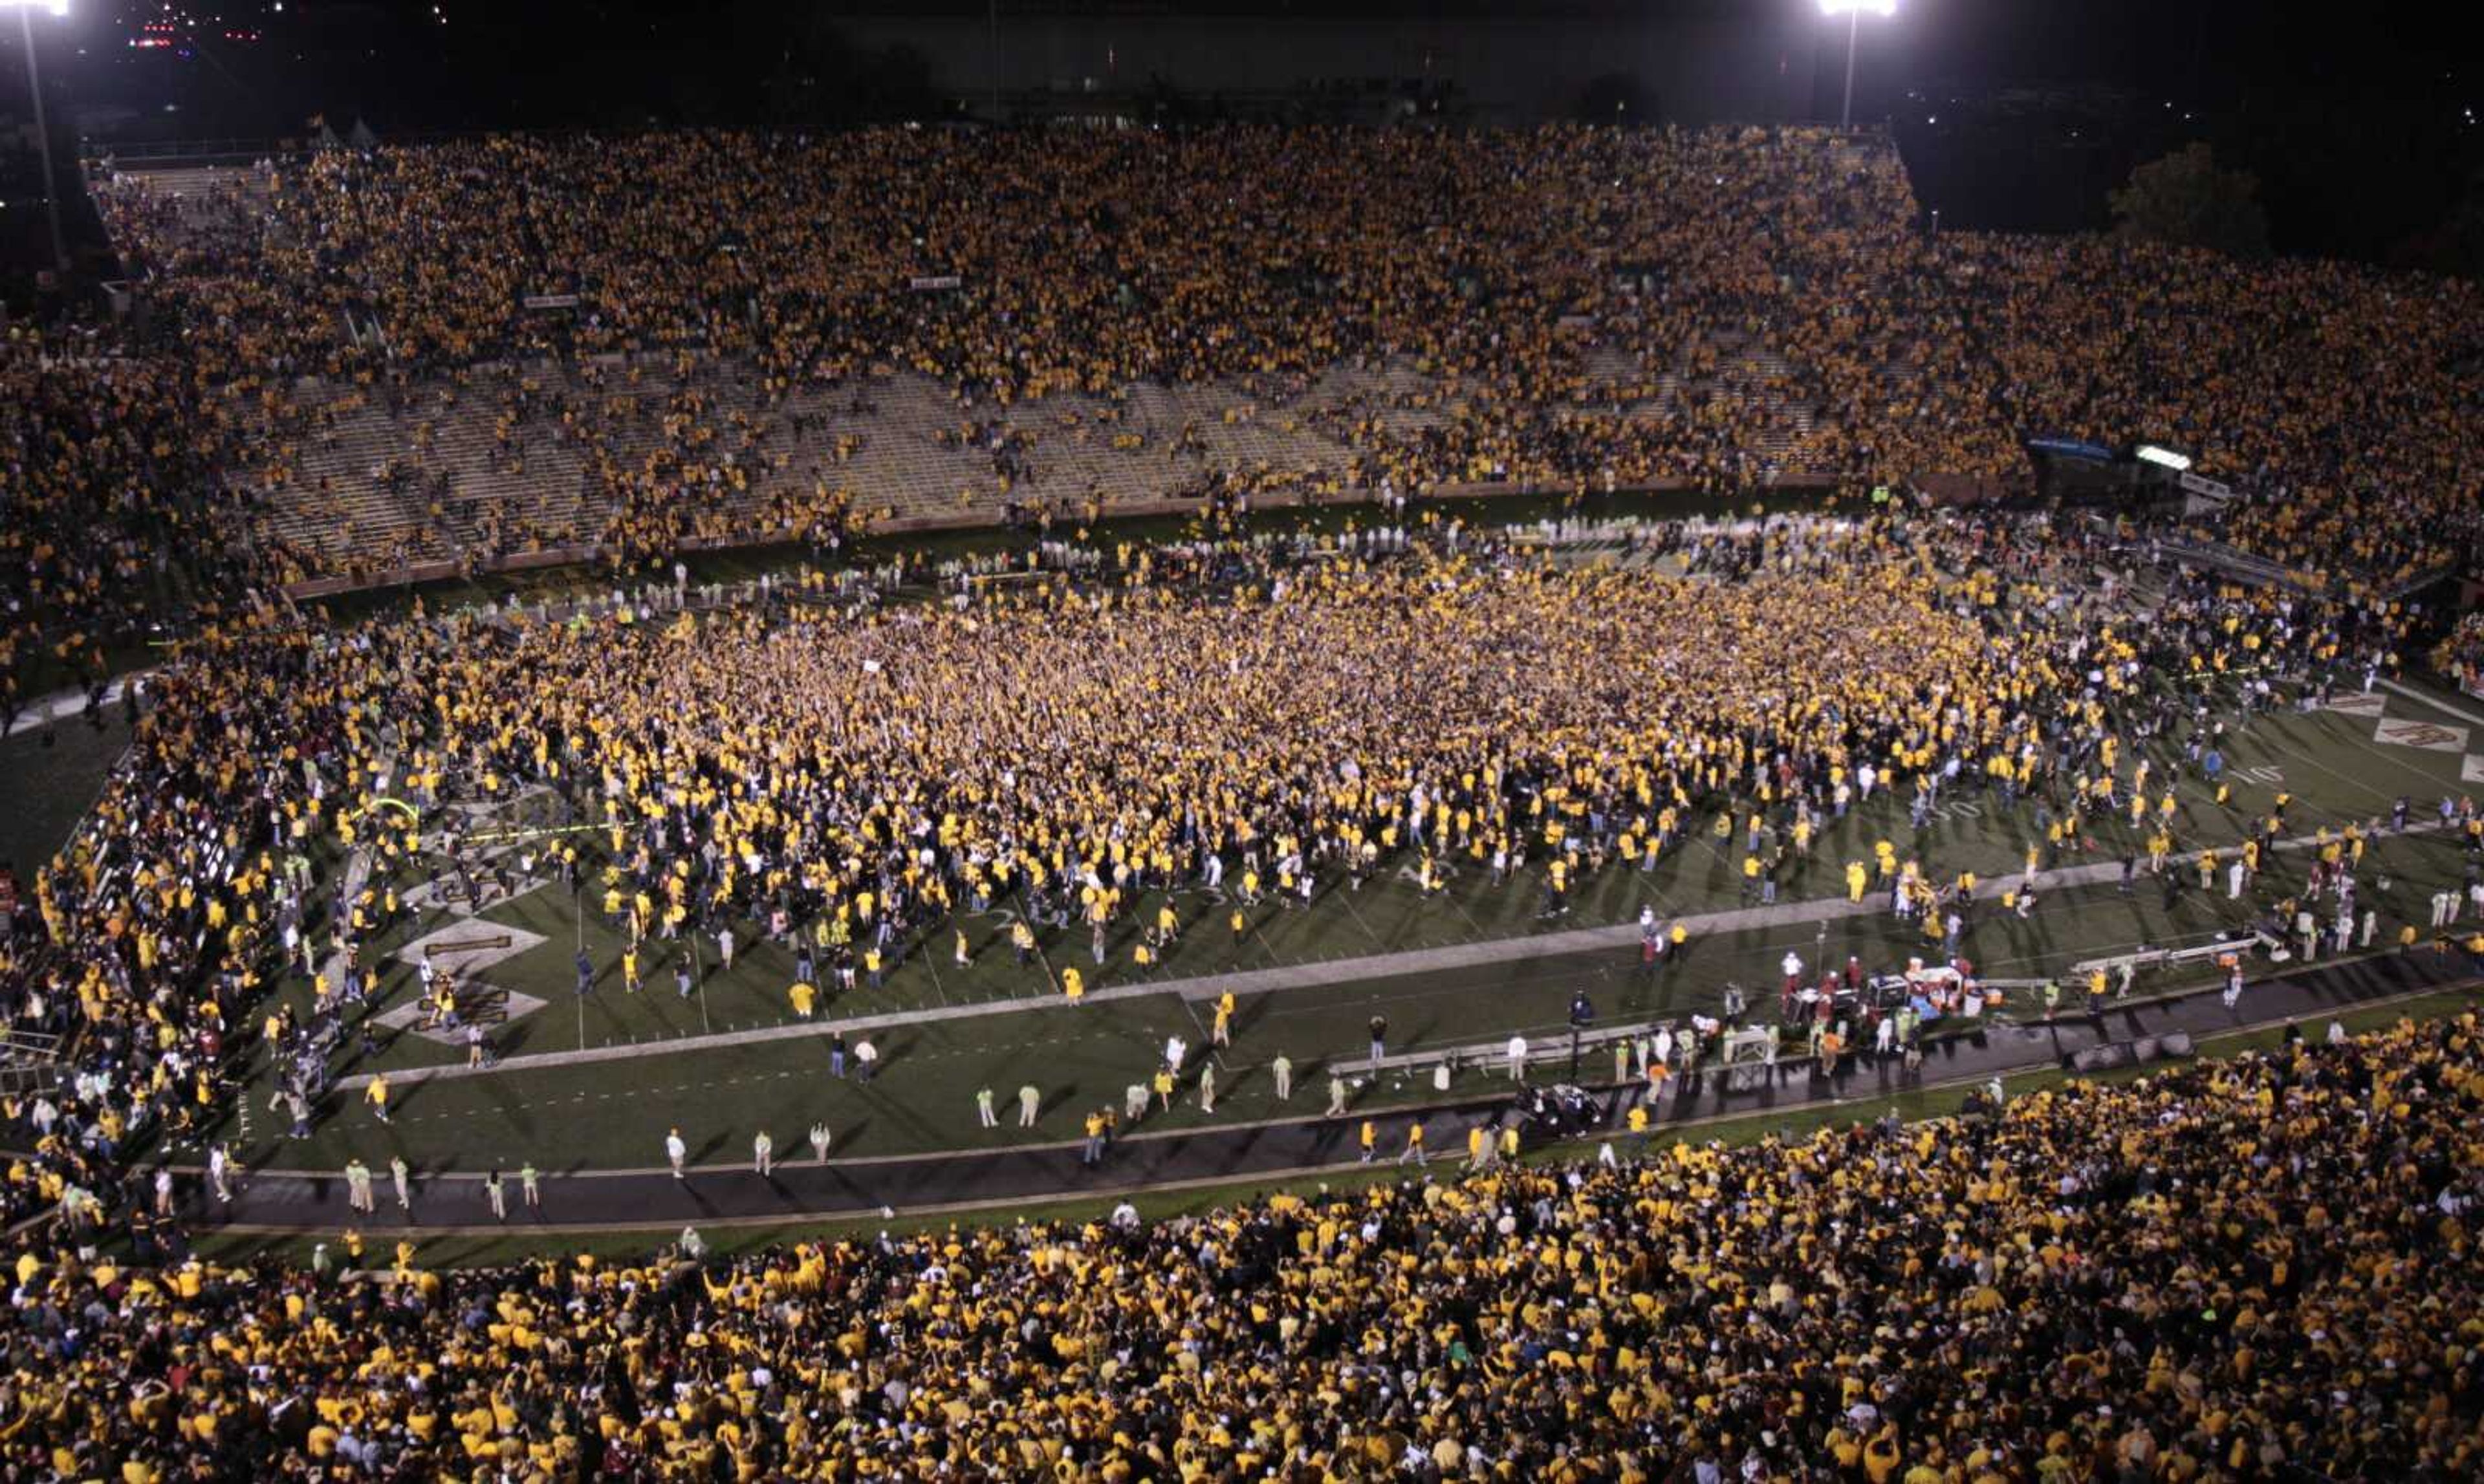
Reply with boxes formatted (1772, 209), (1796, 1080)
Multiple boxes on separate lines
(1, 510), (2441, 1239)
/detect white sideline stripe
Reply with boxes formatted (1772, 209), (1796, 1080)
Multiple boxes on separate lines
(2380, 678), (2484, 732)
(335, 818), (2448, 1092)
(188, 977), (2484, 1217)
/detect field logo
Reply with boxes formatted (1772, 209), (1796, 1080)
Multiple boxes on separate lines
(2375, 719), (2468, 754)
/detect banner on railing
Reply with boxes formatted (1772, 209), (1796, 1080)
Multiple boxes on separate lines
(522, 293), (580, 311)
(2025, 435), (2117, 464)
(2177, 470), (2234, 501)
(908, 275), (963, 292)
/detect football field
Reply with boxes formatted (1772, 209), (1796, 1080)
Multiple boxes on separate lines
(200, 655), (2484, 1186)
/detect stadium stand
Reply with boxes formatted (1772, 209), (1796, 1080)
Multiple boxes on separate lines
(93, 126), (2014, 588)
(5, 1014), (2480, 1478)
(1, 115), (2481, 1479)
(85, 125), (2480, 601)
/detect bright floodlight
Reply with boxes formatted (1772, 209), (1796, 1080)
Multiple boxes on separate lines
(5, 0), (70, 281)
(1822, 0), (1897, 130)
(2135, 444), (2194, 472)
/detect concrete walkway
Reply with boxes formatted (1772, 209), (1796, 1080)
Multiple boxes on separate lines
(336, 815), (2445, 1092)
(188, 944), (2482, 1235)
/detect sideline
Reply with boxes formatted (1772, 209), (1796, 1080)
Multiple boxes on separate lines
(333, 816), (2452, 1091)
(196, 974), (2480, 1237)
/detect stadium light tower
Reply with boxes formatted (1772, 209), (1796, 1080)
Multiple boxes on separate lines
(1820, 0), (1897, 132)
(3, 0), (72, 282)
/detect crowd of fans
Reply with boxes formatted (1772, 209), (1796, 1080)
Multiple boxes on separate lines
(471, 534), (2014, 953)
(82, 125), (2483, 601)
(0, 120), (2478, 1478)
(78, 134), (1838, 569)
(1941, 234), (2484, 591)
(95, 126), (1996, 584)
(0, 332), (270, 719)
(108, 129), (1899, 402)
(2434, 614), (2484, 699)
(5, 1010), (2479, 1479)
(0, 506), (2424, 1235)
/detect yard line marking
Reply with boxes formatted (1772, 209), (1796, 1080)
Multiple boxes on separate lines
(919, 942), (952, 1007)
(2254, 730), (2443, 803)
(331, 816), (2454, 1093)
(1433, 882), (1489, 937)
(1331, 884), (1391, 952)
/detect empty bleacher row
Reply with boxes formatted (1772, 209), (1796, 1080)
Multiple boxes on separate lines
(93, 162), (274, 233)
(93, 136), (1895, 591)
(231, 332), (1828, 586)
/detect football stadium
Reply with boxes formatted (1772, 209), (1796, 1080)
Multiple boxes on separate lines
(4, 1), (2484, 1477)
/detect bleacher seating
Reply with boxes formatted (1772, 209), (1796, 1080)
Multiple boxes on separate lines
(89, 122), (2484, 595)
(97, 129), (1948, 588)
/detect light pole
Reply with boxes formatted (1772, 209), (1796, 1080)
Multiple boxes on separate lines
(4, 0), (71, 283)
(1819, 0), (1896, 132)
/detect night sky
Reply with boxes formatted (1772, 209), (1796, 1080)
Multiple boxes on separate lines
(3, 1), (2478, 271)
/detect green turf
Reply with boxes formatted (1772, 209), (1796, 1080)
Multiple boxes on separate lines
(0, 706), (135, 880)
(12, 494), (2472, 1241)
(187, 985), (2484, 1271)
(189, 681), (2484, 1182)
(332, 695), (2472, 1070)
(20, 507), (2457, 1190)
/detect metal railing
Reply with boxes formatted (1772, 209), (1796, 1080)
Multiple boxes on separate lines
(85, 137), (309, 168)
(1336, 1014), (1690, 1080)
(0, 1029), (66, 1099)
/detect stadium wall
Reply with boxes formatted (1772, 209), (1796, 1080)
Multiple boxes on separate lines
(272, 475), (1840, 600)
